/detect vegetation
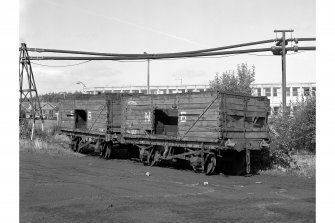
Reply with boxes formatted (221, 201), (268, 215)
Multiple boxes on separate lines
(27, 91), (83, 103)
(209, 63), (255, 95)
(269, 95), (316, 169)
(19, 119), (73, 155)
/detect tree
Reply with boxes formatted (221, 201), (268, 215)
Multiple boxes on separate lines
(209, 63), (255, 95)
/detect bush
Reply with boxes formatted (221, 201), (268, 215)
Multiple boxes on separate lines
(19, 119), (59, 141)
(269, 95), (316, 168)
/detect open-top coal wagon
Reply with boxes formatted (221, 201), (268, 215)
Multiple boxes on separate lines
(121, 91), (270, 175)
(58, 91), (270, 175)
(58, 94), (124, 159)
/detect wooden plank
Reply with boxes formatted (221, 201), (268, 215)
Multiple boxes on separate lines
(178, 115), (219, 122)
(178, 109), (218, 116)
(222, 103), (269, 112)
(178, 97), (219, 104)
(125, 105), (152, 111)
(74, 100), (88, 108)
(178, 126), (220, 132)
(178, 120), (218, 128)
(226, 132), (268, 139)
(121, 132), (219, 143)
(220, 110), (267, 117)
(179, 131), (218, 138)
(110, 120), (122, 125)
(125, 122), (152, 128)
(88, 119), (108, 125)
(223, 95), (269, 107)
(180, 136), (218, 143)
(178, 103), (219, 110)
(126, 109), (152, 114)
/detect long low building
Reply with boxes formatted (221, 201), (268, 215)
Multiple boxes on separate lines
(82, 82), (316, 114)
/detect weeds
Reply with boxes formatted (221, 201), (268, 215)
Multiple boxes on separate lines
(19, 119), (75, 156)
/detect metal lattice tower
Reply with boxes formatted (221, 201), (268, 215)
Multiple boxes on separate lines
(19, 43), (44, 138)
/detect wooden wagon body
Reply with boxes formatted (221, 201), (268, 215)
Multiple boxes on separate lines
(58, 94), (123, 157)
(121, 91), (270, 174)
(121, 91), (269, 148)
(58, 91), (270, 174)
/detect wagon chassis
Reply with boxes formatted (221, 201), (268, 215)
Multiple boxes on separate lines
(123, 135), (262, 175)
(61, 129), (120, 159)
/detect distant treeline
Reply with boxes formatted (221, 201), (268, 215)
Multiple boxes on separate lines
(36, 91), (84, 103)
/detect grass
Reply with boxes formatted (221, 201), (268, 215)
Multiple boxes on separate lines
(19, 134), (79, 156)
(19, 119), (83, 157)
(261, 153), (315, 178)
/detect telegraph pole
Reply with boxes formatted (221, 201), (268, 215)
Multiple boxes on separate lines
(144, 52), (150, 94)
(274, 29), (294, 112)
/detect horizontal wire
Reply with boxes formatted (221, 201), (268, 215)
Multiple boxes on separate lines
(29, 51), (310, 66)
(31, 60), (92, 67)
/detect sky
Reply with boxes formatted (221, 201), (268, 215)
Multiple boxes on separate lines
(19, 0), (316, 94)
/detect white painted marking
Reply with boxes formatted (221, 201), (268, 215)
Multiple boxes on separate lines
(145, 112), (151, 122)
(180, 111), (187, 122)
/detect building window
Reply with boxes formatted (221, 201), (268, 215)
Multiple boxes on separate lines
(286, 87), (290, 97)
(273, 88), (279, 97)
(292, 87), (298, 96)
(256, 88), (261, 96)
(264, 88), (271, 97)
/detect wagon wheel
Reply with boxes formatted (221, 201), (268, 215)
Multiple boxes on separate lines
(77, 138), (85, 153)
(191, 163), (203, 173)
(70, 137), (79, 152)
(230, 151), (246, 175)
(104, 143), (112, 159)
(140, 149), (150, 166)
(190, 156), (203, 173)
(205, 155), (217, 175)
(99, 143), (106, 158)
(146, 149), (158, 166)
(150, 150), (161, 167)
(70, 137), (76, 151)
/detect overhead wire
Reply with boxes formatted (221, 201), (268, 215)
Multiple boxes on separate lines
(31, 60), (92, 67)
(28, 50), (311, 67)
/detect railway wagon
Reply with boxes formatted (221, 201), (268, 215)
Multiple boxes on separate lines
(121, 91), (270, 175)
(58, 94), (123, 158)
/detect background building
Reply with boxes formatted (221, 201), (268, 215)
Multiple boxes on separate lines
(82, 82), (316, 114)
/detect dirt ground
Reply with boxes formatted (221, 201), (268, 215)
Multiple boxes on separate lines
(20, 149), (315, 223)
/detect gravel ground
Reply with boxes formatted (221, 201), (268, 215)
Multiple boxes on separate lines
(20, 150), (315, 223)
